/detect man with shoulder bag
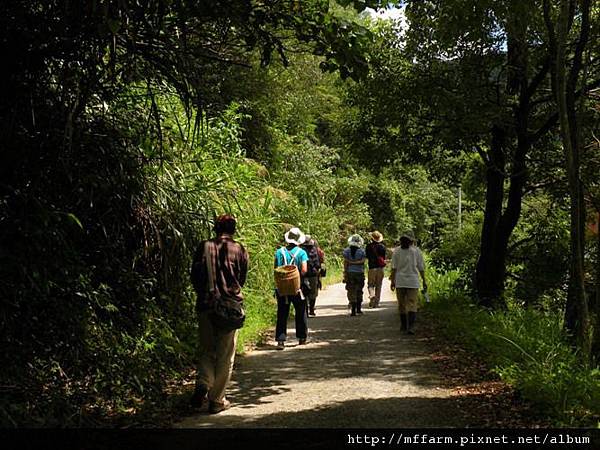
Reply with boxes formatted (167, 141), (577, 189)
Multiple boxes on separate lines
(190, 214), (248, 414)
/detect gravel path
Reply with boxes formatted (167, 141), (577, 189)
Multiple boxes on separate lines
(177, 282), (469, 428)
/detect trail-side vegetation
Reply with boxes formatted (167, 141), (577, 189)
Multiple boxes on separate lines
(2, 0), (600, 428)
(426, 267), (600, 426)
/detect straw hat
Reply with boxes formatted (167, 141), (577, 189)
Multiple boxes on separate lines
(348, 234), (364, 248)
(284, 227), (306, 245)
(370, 231), (383, 242)
(401, 229), (416, 242)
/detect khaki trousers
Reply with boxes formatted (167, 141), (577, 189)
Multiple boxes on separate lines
(367, 268), (385, 306)
(196, 311), (238, 403)
(395, 287), (419, 313)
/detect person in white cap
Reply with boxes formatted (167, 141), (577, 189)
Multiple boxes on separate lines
(390, 230), (427, 334)
(273, 227), (309, 349)
(343, 234), (366, 316)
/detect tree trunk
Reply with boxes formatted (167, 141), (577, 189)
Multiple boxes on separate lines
(593, 212), (600, 363)
(554, 0), (590, 359)
(476, 125), (507, 308)
(475, 11), (530, 309)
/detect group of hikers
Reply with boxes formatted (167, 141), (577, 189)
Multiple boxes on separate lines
(189, 214), (427, 414)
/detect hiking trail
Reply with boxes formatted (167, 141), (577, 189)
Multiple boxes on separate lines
(177, 282), (472, 428)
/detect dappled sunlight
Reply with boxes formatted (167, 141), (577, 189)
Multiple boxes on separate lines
(177, 283), (463, 428)
(178, 395), (468, 428)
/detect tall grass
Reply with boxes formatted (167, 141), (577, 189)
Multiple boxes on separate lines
(426, 265), (600, 427)
(150, 99), (367, 354)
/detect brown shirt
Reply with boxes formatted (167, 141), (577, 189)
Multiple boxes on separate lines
(191, 234), (248, 312)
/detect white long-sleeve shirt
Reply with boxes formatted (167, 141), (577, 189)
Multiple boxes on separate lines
(391, 246), (425, 289)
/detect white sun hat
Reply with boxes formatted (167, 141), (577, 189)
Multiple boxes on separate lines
(348, 234), (364, 248)
(284, 227), (306, 245)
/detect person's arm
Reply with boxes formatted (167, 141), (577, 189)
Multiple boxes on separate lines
(347, 258), (366, 265)
(420, 270), (427, 291)
(390, 251), (396, 290)
(302, 249), (309, 275)
(239, 246), (249, 288)
(346, 249), (367, 266)
(274, 248), (279, 269)
(417, 249), (427, 291)
(191, 241), (206, 294)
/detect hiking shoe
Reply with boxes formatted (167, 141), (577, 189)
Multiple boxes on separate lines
(189, 385), (208, 409)
(209, 399), (231, 414)
(277, 341), (285, 350)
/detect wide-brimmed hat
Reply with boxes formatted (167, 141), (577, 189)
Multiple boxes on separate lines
(348, 234), (364, 248)
(401, 229), (416, 242)
(285, 227), (306, 245)
(370, 231), (383, 242)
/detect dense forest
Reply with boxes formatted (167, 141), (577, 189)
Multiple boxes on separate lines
(1, 0), (599, 427)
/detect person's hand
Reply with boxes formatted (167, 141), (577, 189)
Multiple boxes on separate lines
(390, 282), (395, 291)
(422, 282), (428, 292)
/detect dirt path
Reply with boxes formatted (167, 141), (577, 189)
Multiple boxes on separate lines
(176, 282), (473, 428)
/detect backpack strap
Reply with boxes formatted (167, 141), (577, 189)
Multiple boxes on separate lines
(205, 240), (216, 294)
(289, 246), (300, 259)
(279, 247), (291, 266)
(280, 246), (300, 267)
(289, 247), (301, 266)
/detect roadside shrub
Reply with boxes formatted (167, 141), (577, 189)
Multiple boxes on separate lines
(427, 296), (600, 426)
(429, 216), (481, 292)
(508, 195), (570, 310)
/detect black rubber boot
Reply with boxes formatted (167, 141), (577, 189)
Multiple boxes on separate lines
(356, 301), (363, 315)
(351, 303), (357, 316)
(400, 313), (407, 331)
(309, 299), (316, 316)
(407, 312), (417, 334)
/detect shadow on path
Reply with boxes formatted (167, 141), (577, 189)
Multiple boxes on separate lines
(177, 283), (472, 428)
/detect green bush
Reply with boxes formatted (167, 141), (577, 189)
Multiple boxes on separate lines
(426, 291), (600, 426)
(429, 216), (482, 292)
(508, 195), (570, 310)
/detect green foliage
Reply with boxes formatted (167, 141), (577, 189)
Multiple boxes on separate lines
(0, 0), (401, 426)
(430, 213), (482, 291)
(5, 0), (598, 429)
(508, 195), (570, 310)
(370, 164), (458, 246)
(274, 137), (371, 250)
(427, 295), (600, 426)
(424, 258), (467, 304)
